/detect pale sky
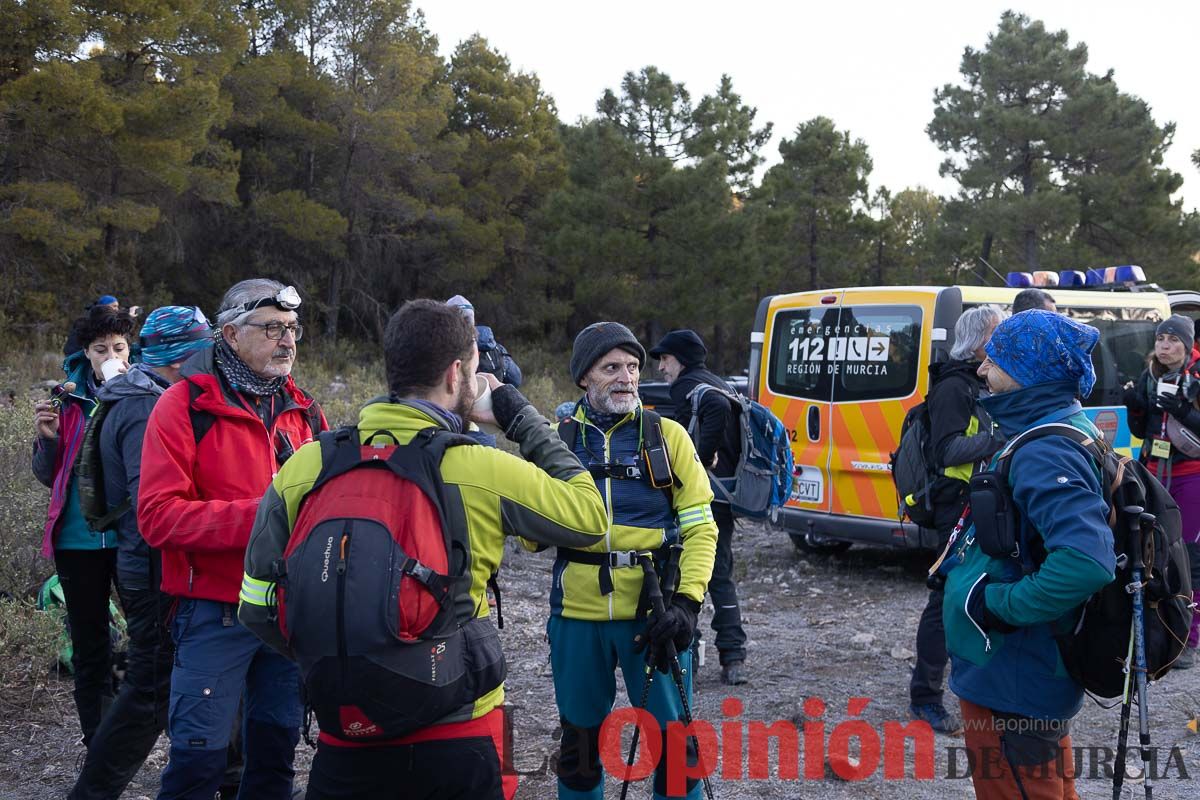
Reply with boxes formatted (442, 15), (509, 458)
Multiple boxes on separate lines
(420, 1), (1200, 213)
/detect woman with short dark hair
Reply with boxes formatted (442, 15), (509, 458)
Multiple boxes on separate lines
(32, 304), (136, 745)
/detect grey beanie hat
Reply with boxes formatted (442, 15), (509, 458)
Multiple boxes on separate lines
(1157, 314), (1195, 352)
(570, 322), (646, 387)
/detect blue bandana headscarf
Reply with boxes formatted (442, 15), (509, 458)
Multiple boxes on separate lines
(985, 310), (1099, 397)
(140, 306), (214, 367)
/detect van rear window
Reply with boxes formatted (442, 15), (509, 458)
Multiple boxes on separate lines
(768, 305), (922, 402)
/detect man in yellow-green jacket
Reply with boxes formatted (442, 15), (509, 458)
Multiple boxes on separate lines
(238, 300), (608, 800)
(545, 322), (718, 800)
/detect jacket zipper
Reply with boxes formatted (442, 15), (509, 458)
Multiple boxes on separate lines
(603, 426), (614, 621)
(965, 573), (993, 652)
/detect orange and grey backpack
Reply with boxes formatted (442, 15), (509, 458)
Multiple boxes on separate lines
(273, 425), (505, 743)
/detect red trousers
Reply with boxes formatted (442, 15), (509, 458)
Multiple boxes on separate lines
(959, 699), (1079, 800)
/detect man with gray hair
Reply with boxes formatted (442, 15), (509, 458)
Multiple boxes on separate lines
(138, 279), (326, 800)
(908, 305), (1007, 734)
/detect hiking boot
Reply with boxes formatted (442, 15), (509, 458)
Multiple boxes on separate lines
(1176, 647), (1196, 670)
(909, 703), (962, 734)
(720, 663), (747, 686)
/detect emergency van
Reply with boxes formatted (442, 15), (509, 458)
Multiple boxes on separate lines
(748, 267), (1177, 554)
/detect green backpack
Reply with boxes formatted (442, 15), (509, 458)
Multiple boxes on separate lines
(36, 574), (126, 674)
(73, 400), (130, 532)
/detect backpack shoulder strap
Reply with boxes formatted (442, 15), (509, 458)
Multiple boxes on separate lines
(641, 409), (682, 502)
(557, 416), (579, 448)
(308, 426), (364, 492)
(995, 422), (1106, 480)
(299, 390), (323, 438)
(188, 380), (216, 445)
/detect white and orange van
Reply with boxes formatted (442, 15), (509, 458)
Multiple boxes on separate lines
(748, 272), (1178, 554)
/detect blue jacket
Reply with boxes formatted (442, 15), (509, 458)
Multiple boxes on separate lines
(476, 325), (522, 387)
(944, 380), (1116, 720)
(95, 364), (171, 590)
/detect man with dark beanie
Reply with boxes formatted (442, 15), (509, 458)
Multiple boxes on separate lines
(650, 329), (748, 685)
(544, 322), (717, 800)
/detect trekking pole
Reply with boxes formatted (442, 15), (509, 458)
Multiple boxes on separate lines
(1111, 616), (1136, 800)
(619, 546), (680, 800)
(637, 554), (716, 800)
(1127, 509), (1156, 800)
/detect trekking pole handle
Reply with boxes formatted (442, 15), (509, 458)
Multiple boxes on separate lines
(638, 555), (680, 663)
(1123, 506), (1146, 571)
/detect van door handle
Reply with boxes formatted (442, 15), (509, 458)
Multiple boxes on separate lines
(807, 405), (820, 441)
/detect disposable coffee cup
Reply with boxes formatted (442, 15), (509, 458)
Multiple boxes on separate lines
(100, 358), (126, 382)
(473, 375), (502, 436)
(1158, 380), (1180, 397)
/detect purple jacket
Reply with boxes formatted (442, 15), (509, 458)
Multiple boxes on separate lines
(32, 352), (96, 557)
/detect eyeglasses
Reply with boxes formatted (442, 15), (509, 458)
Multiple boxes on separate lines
(245, 321), (304, 341)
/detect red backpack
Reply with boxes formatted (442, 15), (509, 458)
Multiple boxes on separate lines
(274, 426), (505, 743)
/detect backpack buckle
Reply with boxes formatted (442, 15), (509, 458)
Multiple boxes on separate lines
(607, 550), (639, 569)
(401, 557), (436, 587)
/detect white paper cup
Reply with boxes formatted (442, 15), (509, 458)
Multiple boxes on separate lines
(1158, 380), (1180, 397)
(473, 375), (502, 435)
(100, 358), (127, 382)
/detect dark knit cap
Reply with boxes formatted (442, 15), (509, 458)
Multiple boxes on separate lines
(649, 329), (708, 368)
(1157, 314), (1195, 351)
(570, 322), (646, 387)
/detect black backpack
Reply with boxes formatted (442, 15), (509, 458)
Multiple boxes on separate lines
(981, 423), (1193, 699)
(890, 401), (937, 527)
(74, 400), (129, 532)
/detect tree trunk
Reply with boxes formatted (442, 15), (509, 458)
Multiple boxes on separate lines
(1021, 147), (1038, 270)
(807, 211), (819, 289)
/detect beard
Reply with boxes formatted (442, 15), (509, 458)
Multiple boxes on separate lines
(588, 383), (639, 415)
(258, 347), (295, 378)
(452, 367), (477, 419)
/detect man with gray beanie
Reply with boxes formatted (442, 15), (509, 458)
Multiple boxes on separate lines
(650, 329), (748, 685)
(138, 280), (327, 800)
(540, 322), (717, 799)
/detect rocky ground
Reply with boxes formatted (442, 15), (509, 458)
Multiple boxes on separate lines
(2, 520), (1198, 799)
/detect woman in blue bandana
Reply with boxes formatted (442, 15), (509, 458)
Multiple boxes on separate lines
(942, 310), (1115, 800)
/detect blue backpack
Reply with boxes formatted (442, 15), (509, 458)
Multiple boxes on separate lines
(687, 385), (795, 519)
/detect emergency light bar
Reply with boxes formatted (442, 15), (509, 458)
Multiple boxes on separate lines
(1085, 265), (1145, 285)
(1005, 265), (1146, 289)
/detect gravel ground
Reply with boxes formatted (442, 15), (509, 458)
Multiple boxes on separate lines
(2, 520), (1198, 799)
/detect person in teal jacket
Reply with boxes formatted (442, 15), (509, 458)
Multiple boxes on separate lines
(33, 305), (136, 745)
(943, 309), (1116, 800)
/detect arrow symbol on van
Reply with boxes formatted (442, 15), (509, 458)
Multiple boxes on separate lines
(871, 341), (886, 356)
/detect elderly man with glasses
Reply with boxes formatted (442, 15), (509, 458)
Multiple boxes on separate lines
(138, 279), (327, 800)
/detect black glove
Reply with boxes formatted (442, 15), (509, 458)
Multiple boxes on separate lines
(965, 576), (1018, 635)
(489, 384), (533, 435)
(1158, 388), (1193, 419)
(635, 596), (700, 673)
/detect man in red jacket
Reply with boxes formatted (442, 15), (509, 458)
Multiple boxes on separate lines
(138, 279), (326, 800)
